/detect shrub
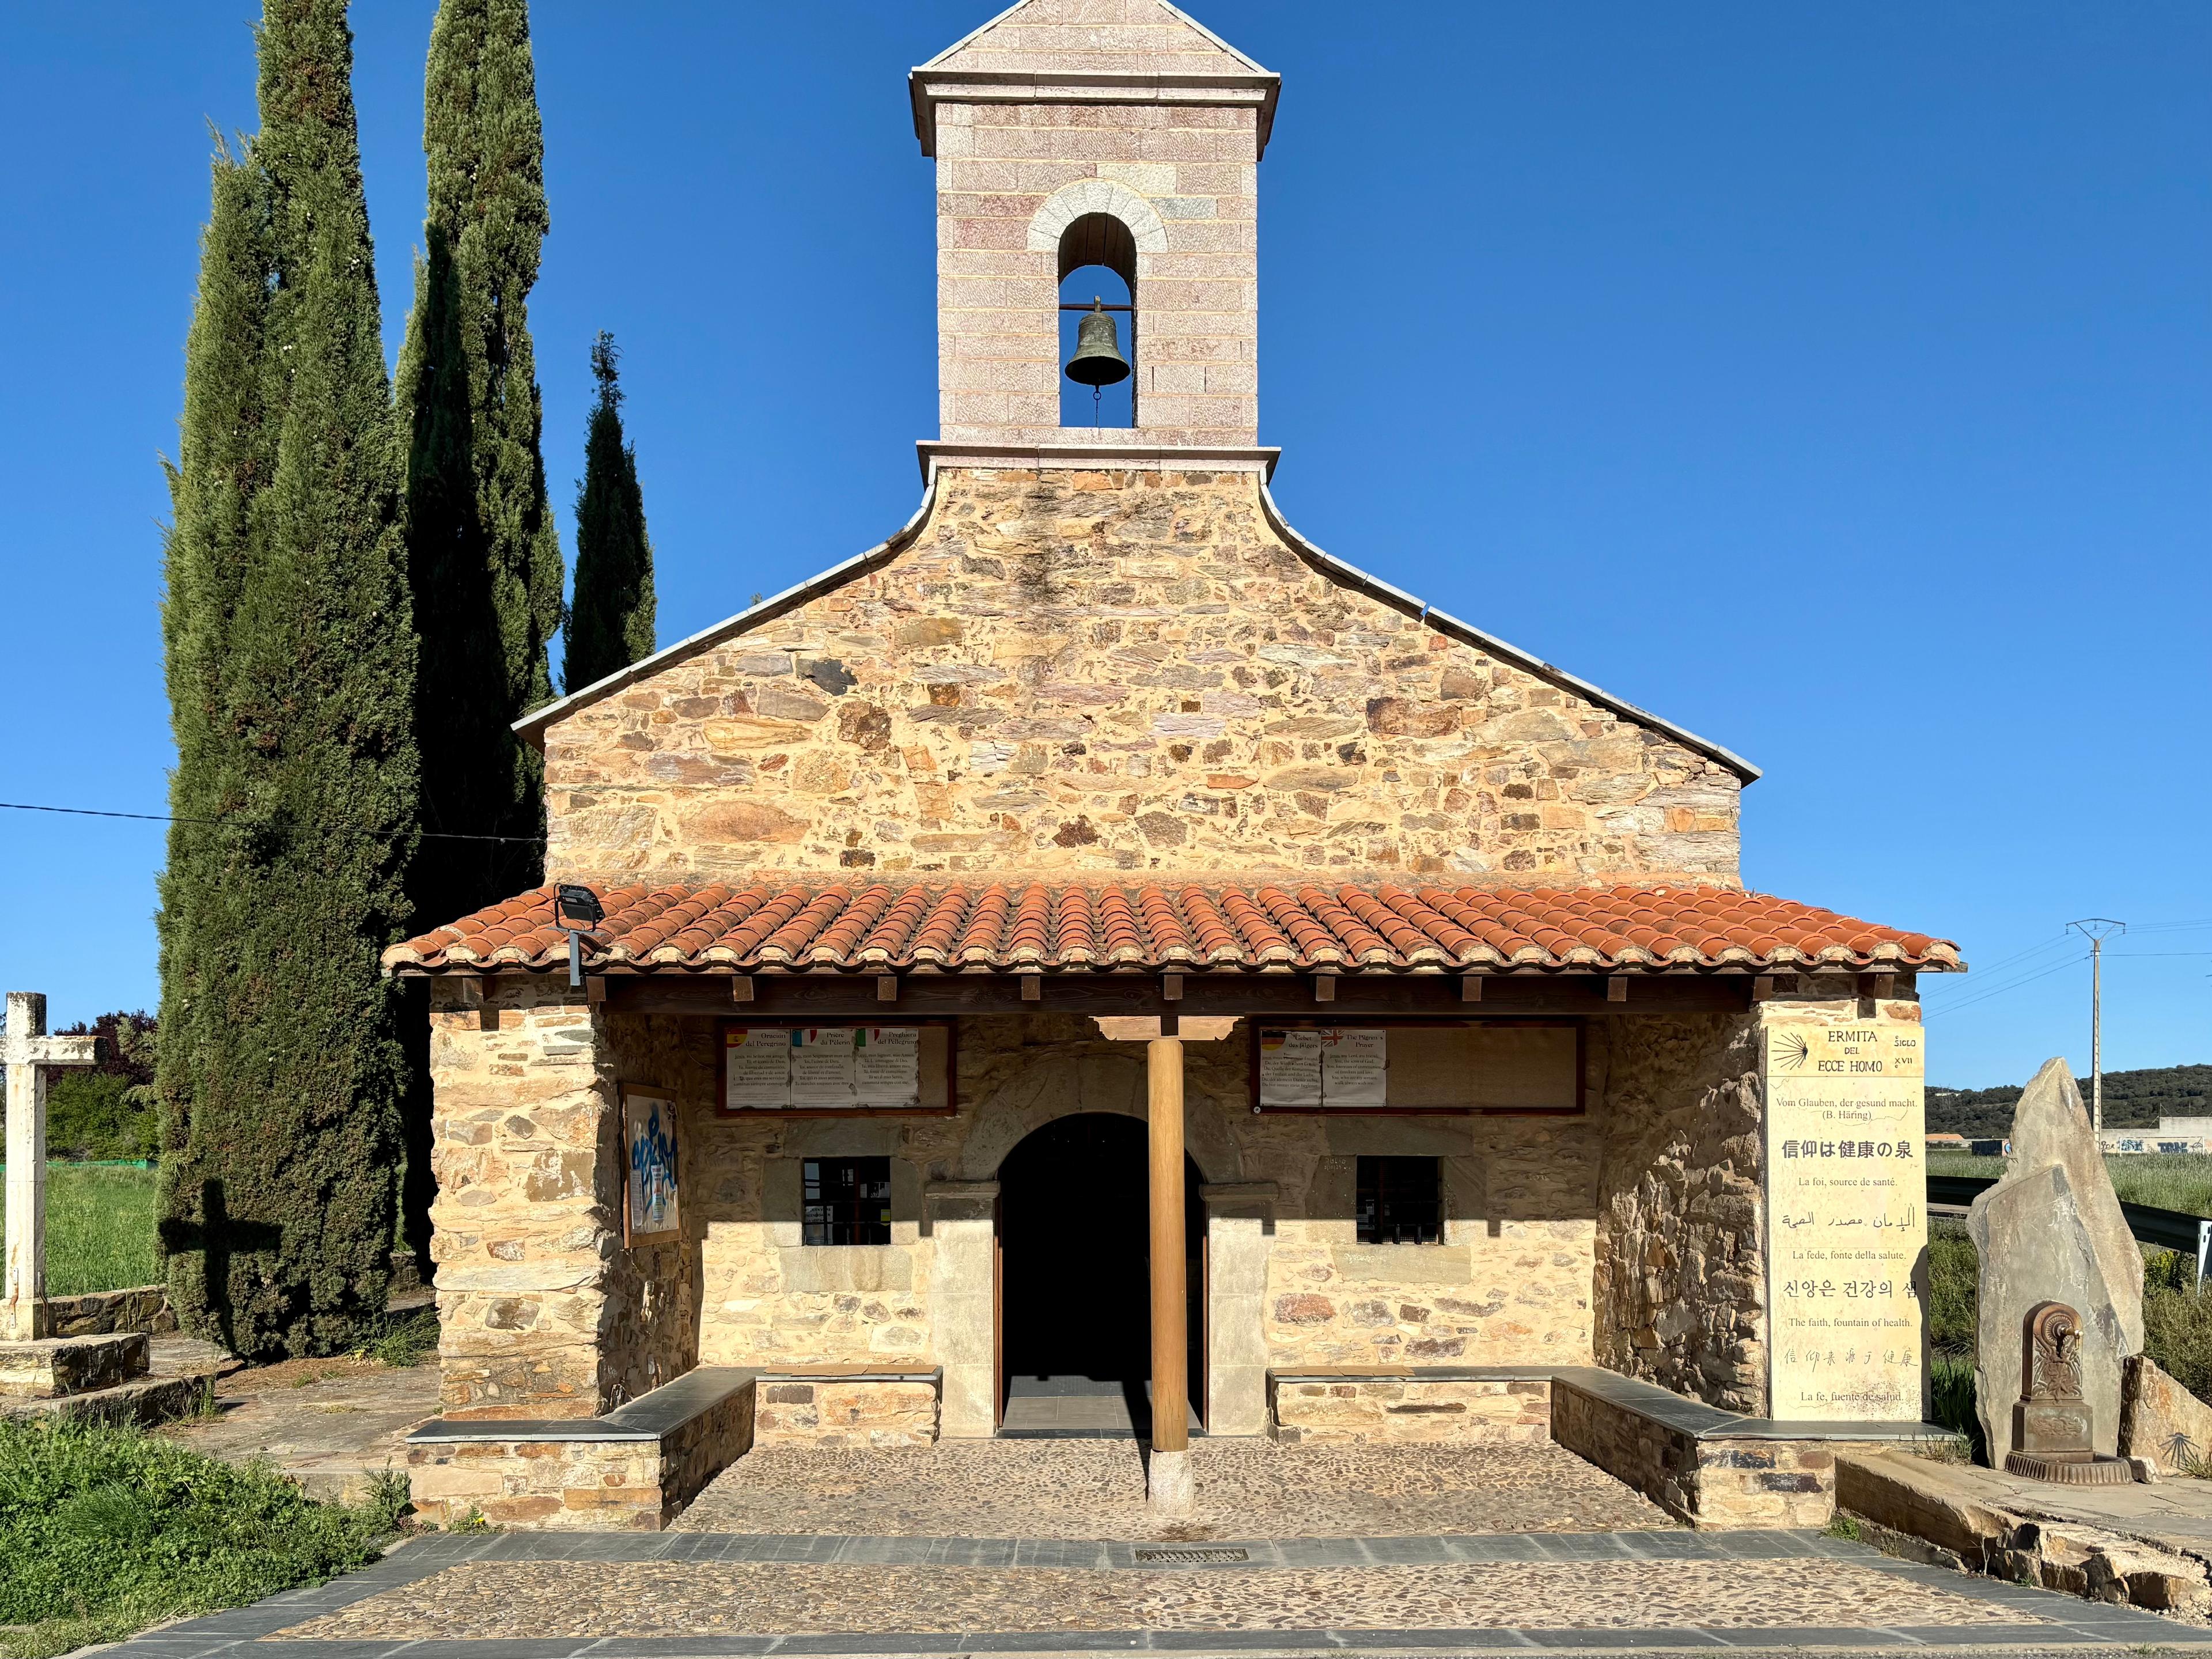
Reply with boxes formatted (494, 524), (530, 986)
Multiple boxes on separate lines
(0, 1416), (394, 1658)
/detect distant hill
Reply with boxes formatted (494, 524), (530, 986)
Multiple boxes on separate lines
(1926, 1064), (2212, 1139)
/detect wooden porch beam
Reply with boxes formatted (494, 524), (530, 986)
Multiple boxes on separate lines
(594, 971), (1759, 1020)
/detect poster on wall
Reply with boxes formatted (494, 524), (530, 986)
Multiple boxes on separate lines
(1257, 1028), (1323, 1106)
(854, 1026), (922, 1107)
(790, 1027), (858, 1104)
(1319, 1028), (1388, 1105)
(1763, 1017), (1927, 1423)
(722, 1025), (931, 1111)
(621, 1085), (681, 1245)
(724, 1028), (790, 1109)
(1256, 1027), (1388, 1107)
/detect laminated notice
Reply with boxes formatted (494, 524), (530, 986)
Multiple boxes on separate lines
(789, 1027), (858, 1105)
(724, 1027), (791, 1109)
(1257, 1028), (1323, 1107)
(1319, 1028), (1387, 1107)
(854, 1026), (922, 1108)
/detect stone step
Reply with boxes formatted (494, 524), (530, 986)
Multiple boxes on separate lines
(0, 1331), (150, 1398)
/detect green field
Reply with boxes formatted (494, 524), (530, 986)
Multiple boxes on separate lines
(0, 1164), (160, 1297)
(1930, 1150), (2212, 1218)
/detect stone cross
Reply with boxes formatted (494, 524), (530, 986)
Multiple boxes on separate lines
(3, 992), (100, 1341)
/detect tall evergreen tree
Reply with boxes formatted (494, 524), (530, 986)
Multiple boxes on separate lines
(563, 333), (657, 692)
(399, 0), (562, 933)
(158, 0), (418, 1358)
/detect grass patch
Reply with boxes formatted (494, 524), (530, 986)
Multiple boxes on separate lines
(362, 1307), (438, 1369)
(1929, 1151), (2212, 1217)
(0, 1415), (403, 1659)
(0, 1164), (160, 1298)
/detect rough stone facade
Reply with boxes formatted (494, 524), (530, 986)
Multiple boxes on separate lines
(426, 979), (703, 1419)
(428, 1002), (1783, 1442)
(1592, 1011), (1766, 1412)
(543, 469), (1741, 885)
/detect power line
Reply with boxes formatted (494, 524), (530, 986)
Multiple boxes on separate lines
(0, 800), (543, 844)
(1923, 953), (2086, 1020)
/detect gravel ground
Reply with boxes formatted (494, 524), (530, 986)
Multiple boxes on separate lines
(672, 1437), (1675, 1539)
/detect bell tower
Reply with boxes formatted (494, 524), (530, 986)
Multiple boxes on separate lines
(911, 0), (1279, 469)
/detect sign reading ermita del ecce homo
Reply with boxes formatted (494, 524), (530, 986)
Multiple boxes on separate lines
(1764, 1018), (1927, 1421)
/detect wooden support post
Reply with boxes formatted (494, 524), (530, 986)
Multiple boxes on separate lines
(1146, 1032), (1192, 1512)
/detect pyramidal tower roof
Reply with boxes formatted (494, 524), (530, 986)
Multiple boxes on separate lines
(911, 0), (1280, 156)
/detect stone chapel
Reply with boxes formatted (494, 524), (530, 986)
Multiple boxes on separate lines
(388, 0), (1961, 1530)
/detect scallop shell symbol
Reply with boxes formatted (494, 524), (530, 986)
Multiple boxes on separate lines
(1774, 1031), (1811, 1072)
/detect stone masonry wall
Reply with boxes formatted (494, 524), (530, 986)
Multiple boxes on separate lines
(681, 1012), (1612, 1393)
(1250, 1044), (1604, 1371)
(542, 468), (1740, 885)
(935, 101), (1259, 448)
(427, 982), (706, 1418)
(1592, 1012), (1766, 1413)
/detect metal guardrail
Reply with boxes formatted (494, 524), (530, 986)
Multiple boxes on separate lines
(1928, 1172), (2212, 1278)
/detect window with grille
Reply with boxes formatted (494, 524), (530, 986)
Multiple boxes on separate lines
(802, 1157), (892, 1245)
(1357, 1156), (1442, 1245)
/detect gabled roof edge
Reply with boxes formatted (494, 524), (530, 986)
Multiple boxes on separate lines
(908, 1), (1279, 157)
(1256, 485), (1762, 785)
(912, 0), (1272, 76)
(512, 477), (940, 748)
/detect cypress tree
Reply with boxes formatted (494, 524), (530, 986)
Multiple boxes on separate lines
(563, 332), (657, 692)
(399, 0), (562, 933)
(157, 0), (417, 1359)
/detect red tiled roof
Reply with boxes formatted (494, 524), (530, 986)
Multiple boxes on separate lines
(382, 882), (1961, 975)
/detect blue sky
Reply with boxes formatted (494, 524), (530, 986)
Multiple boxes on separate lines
(2, 3), (2206, 1088)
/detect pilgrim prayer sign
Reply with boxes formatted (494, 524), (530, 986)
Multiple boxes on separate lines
(621, 1086), (680, 1246)
(722, 1025), (923, 1111)
(1256, 1024), (1580, 1112)
(1763, 1016), (1928, 1423)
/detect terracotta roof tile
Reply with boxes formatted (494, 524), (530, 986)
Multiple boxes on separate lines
(384, 881), (1963, 976)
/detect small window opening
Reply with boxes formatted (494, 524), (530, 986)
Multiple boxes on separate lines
(803, 1157), (892, 1245)
(1357, 1156), (1442, 1245)
(1059, 211), (1136, 429)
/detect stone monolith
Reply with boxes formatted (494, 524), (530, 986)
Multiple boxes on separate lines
(2010, 1056), (2144, 1355)
(1969, 1162), (2126, 1465)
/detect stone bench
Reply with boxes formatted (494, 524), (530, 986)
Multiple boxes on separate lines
(406, 1363), (945, 1530)
(752, 1364), (942, 1447)
(1268, 1362), (1946, 1531)
(1270, 1366), (1552, 1446)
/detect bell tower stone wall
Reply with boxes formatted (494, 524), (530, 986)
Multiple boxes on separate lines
(914, 0), (1274, 452)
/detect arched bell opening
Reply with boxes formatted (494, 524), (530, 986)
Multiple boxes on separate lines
(1058, 212), (1137, 429)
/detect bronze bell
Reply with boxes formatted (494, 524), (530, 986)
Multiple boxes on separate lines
(1064, 300), (1131, 387)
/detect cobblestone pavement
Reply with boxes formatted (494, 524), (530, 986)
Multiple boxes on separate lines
(673, 1437), (1674, 1538)
(103, 1531), (2212, 1656)
(271, 1555), (2033, 1639)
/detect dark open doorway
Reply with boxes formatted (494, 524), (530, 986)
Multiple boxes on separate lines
(997, 1112), (1203, 1438)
